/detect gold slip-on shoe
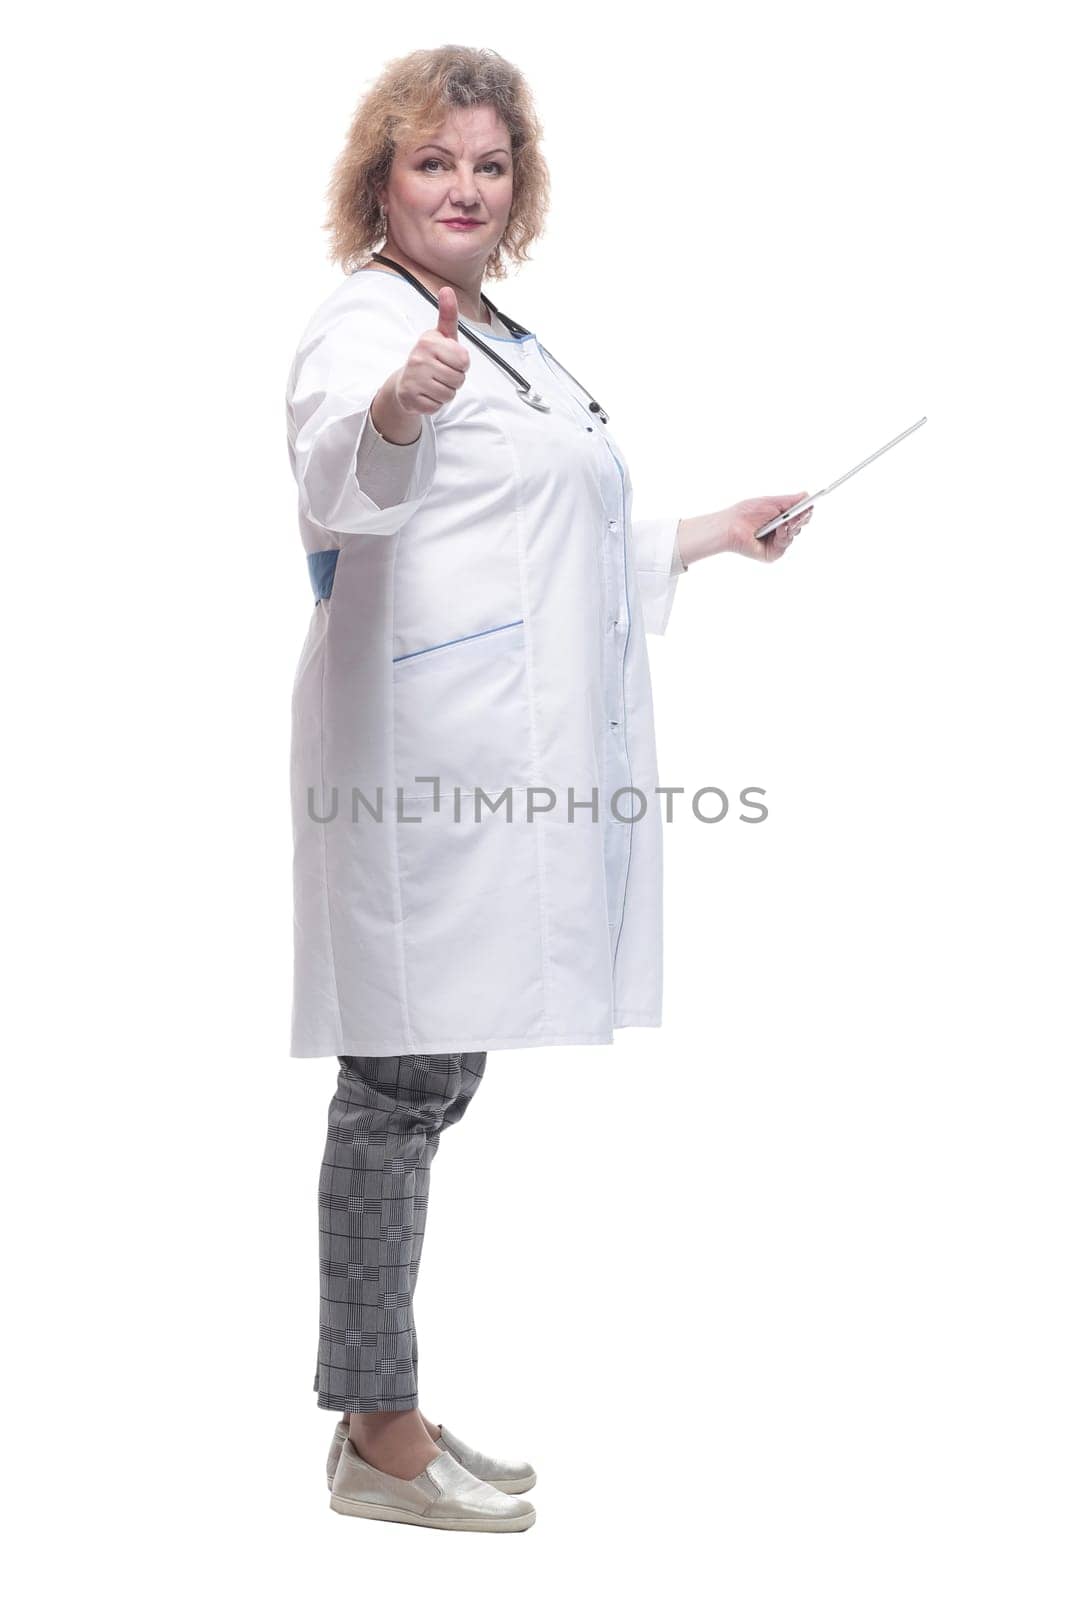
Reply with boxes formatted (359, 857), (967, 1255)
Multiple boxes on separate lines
(326, 1417), (536, 1494)
(329, 1437), (536, 1532)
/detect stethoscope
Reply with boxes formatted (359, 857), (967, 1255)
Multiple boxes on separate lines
(370, 252), (610, 424)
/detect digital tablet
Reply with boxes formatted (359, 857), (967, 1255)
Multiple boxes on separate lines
(754, 416), (928, 539)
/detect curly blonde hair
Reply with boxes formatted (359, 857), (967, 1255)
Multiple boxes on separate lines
(323, 44), (550, 281)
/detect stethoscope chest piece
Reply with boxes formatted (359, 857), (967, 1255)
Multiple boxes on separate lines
(518, 388), (552, 413)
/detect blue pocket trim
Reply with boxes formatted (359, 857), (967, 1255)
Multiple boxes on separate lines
(307, 549), (340, 603)
(393, 618), (524, 663)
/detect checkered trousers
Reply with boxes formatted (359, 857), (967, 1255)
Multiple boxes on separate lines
(314, 1052), (489, 1412)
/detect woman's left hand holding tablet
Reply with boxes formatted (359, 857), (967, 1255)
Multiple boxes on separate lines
(677, 493), (813, 567)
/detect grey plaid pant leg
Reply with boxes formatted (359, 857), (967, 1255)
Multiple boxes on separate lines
(314, 1051), (488, 1413)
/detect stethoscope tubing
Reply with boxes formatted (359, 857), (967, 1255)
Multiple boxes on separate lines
(369, 252), (609, 423)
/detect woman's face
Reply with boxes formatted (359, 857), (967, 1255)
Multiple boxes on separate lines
(379, 104), (514, 281)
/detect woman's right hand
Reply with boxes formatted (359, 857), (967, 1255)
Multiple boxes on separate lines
(395, 285), (471, 414)
(370, 286), (471, 444)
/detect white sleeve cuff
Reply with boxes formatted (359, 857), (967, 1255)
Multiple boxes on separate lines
(631, 516), (684, 635)
(354, 409), (425, 510)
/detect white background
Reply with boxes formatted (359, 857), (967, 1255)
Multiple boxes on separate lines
(4, 2), (1065, 1594)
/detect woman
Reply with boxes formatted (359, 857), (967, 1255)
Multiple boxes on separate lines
(286, 45), (811, 1534)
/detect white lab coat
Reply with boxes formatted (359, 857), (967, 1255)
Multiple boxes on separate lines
(286, 268), (683, 1057)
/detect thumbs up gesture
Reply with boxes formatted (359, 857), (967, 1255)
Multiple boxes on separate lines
(393, 285), (472, 417)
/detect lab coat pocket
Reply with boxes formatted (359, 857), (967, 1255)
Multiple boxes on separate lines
(392, 619), (534, 800)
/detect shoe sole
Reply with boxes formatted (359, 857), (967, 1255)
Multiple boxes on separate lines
(329, 1492), (535, 1532)
(485, 1471), (536, 1494)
